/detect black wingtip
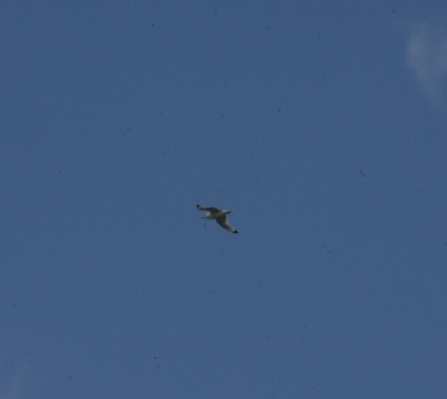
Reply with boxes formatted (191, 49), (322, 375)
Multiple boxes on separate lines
(233, 230), (239, 234)
(196, 204), (201, 208)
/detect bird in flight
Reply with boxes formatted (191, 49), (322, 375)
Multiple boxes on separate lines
(196, 205), (238, 234)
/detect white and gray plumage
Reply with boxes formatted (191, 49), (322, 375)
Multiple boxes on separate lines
(196, 205), (238, 234)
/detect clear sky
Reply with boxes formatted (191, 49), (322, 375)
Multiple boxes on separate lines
(1, 1), (447, 398)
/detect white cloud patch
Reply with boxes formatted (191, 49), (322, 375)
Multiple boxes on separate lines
(408, 24), (447, 111)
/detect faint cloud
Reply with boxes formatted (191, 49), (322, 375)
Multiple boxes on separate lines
(0, 358), (36, 399)
(0, 379), (22, 399)
(407, 23), (447, 112)
(0, 370), (22, 399)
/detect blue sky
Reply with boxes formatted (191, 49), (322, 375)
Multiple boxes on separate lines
(1, 1), (447, 398)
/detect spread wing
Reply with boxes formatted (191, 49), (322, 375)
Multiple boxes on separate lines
(196, 205), (221, 212)
(216, 215), (238, 234)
